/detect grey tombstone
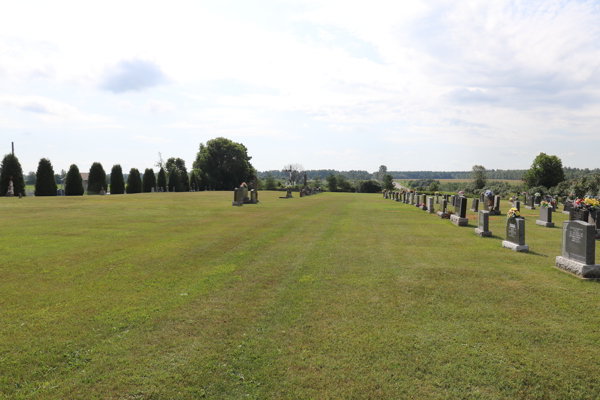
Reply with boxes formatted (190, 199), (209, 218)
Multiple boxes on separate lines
(588, 210), (600, 238)
(435, 194), (439, 204)
(232, 188), (244, 206)
(151, 187), (155, 193)
(502, 218), (528, 252)
(479, 193), (485, 208)
(471, 198), (479, 212)
(536, 206), (554, 227)
(450, 195), (456, 207)
(563, 200), (573, 215)
(427, 196), (434, 214)
(475, 210), (492, 237)
(570, 209), (589, 222)
(525, 195), (536, 210)
(450, 197), (468, 226)
(555, 221), (600, 278)
(513, 200), (520, 212)
(534, 195), (541, 206)
(437, 199), (448, 217)
(491, 195), (501, 215)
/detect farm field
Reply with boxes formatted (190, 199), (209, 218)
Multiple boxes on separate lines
(1, 192), (599, 399)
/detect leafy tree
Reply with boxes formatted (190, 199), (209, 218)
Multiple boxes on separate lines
(142, 168), (156, 192)
(65, 164), (84, 196)
(471, 165), (487, 189)
(168, 167), (182, 192)
(27, 171), (36, 185)
(378, 165), (388, 181)
(87, 162), (106, 194)
(126, 168), (142, 193)
(193, 137), (255, 190)
(523, 153), (565, 189)
(34, 158), (57, 196)
(326, 173), (337, 192)
(166, 157), (189, 191)
(383, 173), (395, 191)
(428, 181), (440, 191)
(312, 175), (322, 189)
(157, 168), (167, 189)
(357, 180), (382, 193)
(0, 154), (26, 196)
(189, 170), (200, 191)
(336, 174), (353, 192)
(110, 165), (125, 194)
(265, 172), (276, 190)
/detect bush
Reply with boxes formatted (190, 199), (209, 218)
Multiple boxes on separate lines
(157, 168), (167, 189)
(357, 180), (382, 193)
(0, 154), (26, 196)
(168, 168), (182, 192)
(110, 165), (125, 194)
(88, 162), (106, 194)
(34, 158), (58, 196)
(142, 168), (156, 193)
(65, 164), (84, 196)
(126, 168), (142, 194)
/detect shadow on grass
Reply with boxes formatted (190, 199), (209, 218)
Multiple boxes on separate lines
(525, 250), (548, 258)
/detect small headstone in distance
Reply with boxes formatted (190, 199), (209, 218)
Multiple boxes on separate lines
(536, 205), (554, 227)
(475, 210), (492, 237)
(555, 220), (600, 278)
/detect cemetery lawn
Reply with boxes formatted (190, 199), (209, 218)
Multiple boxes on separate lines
(1, 192), (599, 399)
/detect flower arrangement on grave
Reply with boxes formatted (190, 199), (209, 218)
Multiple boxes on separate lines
(435, 191), (440, 195)
(458, 191), (464, 196)
(507, 207), (520, 219)
(540, 200), (551, 208)
(534, 192), (540, 197)
(584, 198), (600, 211)
(419, 202), (426, 210)
(509, 197), (513, 202)
(240, 182), (248, 188)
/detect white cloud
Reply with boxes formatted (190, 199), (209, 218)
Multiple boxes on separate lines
(0, 95), (109, 123)
(144, 99), (176, 114)
(132, 135), (173, 144)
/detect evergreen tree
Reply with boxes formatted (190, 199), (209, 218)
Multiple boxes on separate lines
(110, 164), (125, 194)
(142, 168), (156, 192)
(126, 168), (142, 194)
(0, 153), (26, 196)
(157, 168), (167, 189)
(87, 162), (106, 194)
(168, 168), (182, 192)
(189, 171), (199, 190)
(34, 158), (57, 196)
(65, 164), (84, 196)
(383, 174), (395, 191)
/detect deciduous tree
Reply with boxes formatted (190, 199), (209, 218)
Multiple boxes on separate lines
(193, 137), (255, 190)
(524, 153), (565, 189)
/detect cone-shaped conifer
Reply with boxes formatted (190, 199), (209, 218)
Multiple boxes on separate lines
(34, 158), (58, 196)
(126, 168), (142, 193)
(142, 168), (156, 192)
(157, 168), (167, 189)
(88, 162), (106, 195)
(65, 164), (84, 196)
(110, 164), (125, 194)
(0, 153), (26, 196)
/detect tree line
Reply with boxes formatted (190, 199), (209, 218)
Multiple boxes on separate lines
(0, 137), (255, 196)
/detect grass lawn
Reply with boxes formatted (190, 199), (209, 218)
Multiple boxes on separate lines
(1, 192), (599, 399)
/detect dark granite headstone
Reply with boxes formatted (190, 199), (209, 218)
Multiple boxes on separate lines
(514, 201), (520, 211)
(506, 218), (525, 246)
(564, 201), (573, 213)
(471, 198), (479, 212)
(450, 195), (456, 207)
(570, 209), (589, 222)
(456, 197), (467, 218)
(562, 221), (595, 264)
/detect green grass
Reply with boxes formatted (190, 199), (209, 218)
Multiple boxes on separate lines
(1, 192), (599, 399)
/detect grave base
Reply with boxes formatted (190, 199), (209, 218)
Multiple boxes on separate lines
(535, 220), (554, 227)
(555, 256), (600, 278)
(450, 215), (468, 226)
(419, 206), (427, 211)
(562, 211), (570, 215)
(470, 208), (478, 212)
(489, 210), (501, 215)
(525, 206), (536, 210)
(475, 228), (492, 237)
(232, 202), (243, 207)
(502, 241), (528, 252)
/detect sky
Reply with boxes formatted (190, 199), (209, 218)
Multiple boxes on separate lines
(1, 0), (600, 175)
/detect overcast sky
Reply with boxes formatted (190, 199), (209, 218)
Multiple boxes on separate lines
(2, 0), (600, 175)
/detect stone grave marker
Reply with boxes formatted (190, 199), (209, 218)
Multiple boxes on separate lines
(570, 208), (589, 222)
(437, 199), (448, 217)
(471, 198), (479, 212)
(502, 218), (528, 252)
(450, 195), (456, 207)
(490, 195), (501, 215)
(427, 196), (434, 214)
(475, 210), (492, 237)
(555, 220), (600, 278)
(588, 210), (600, 238)
(536, 205), (554, 227)
(232, 187), (244, 206)
(563, 200), (573, 215)
(450, 197), (468, 226)
(513, 200), (520, 212)
(525, 195), (536, 210)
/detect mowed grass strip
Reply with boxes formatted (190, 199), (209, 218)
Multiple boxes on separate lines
(0, 193), (599, 399)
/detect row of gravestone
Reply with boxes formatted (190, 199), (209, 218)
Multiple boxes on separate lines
(382, 191), (600, 279)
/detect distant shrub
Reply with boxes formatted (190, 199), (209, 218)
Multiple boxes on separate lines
(0, 153), (26, 196)
(88, 162), (106, 195)
(65, 164), (84, 196)
(110, 165), (125, 194)
(357, 180), (382, 193)
(157, 168), (167, 189)
(142, 168), (156, 192)
(34, 158), (57, 196)
(126, 168), (142, 194)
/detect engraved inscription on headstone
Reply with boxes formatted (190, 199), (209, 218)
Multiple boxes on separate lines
(562, 221), (594, 264)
